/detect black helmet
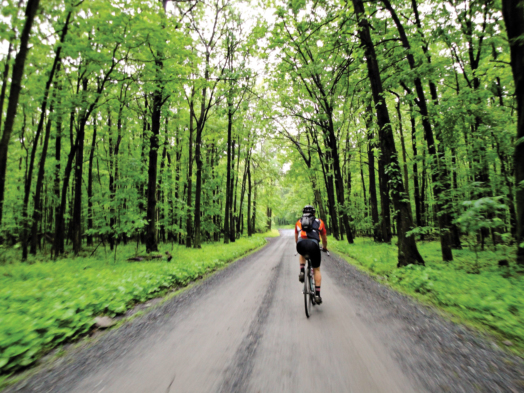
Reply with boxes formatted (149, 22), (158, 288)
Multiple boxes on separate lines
(303, 205), (315, 215)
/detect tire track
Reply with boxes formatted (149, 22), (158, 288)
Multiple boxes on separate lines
(216, 252), (284, 393)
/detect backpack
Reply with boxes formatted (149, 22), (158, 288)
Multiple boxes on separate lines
(300, 215), (316, 232)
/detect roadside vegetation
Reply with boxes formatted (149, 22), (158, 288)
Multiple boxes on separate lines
(330, 237), (523, 354)
(0, 231), (278, 375)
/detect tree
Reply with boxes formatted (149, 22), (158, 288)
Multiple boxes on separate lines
(502, 0), (524, 265)
(0, 0), (41, 226)
(351, 0), (424, 266)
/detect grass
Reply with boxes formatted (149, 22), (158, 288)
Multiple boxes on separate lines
(277, 224), (295, 230)
(0, 230), (278, 375)
(330, 236), (524, 354)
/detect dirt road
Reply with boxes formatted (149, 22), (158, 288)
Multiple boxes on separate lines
(8, 231), (523, 393)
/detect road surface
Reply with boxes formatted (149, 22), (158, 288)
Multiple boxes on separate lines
(8, 231), (524, 393)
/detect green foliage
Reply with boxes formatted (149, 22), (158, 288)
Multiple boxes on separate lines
(455, 197), (508, 271)
(0, 232), (274, 374)
(455, 197), (507, 236)
(331, 238), (524, 351)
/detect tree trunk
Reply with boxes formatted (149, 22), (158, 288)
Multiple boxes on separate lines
(30, 91), (57, 254)
(238, 149), (250, 236)
(321, 148), (340, 240)
(366, 109), (380, 241)
(224, 106), (232, 244)
(395, 97), (410, 199)
(159, 118), (168, 243)
(421, 148), (427, 233)
(0, 44), (12, 138)
(410, 105), (423, 230)
(311, 130), (339, 239)
(229, 139), (236, 242)
(211, 144), (220, 242)
(192, 47), (214, 249)
(145, 2), (167, 251)
(72, 119), (85, 254)
(86, 117), (96, 247)
(53, 83), (62, 255)
(193, 125), (203, 249)
(378, 151), (392, 242)
(247, 161), (252, 237)
(72, 78), (89, 254)
(53, 134), (77, 256)
(311, 175), (327, 230)
(252, 181), (257, 234)
(0, 48), (12, 231)
(174, 130), (182, 242)
(186, 97), (194, 248)
(146, 77), (162, 253)
(108, 110), (115, 250)
(0, 0), (41, 226)
(328, 130), (354, 243)
(359, 143), (367, 218)
(501, 0), (524, 265)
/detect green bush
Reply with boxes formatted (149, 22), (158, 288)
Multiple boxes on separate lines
(330, 237), (524, 350)
(0, 233), (273, 374)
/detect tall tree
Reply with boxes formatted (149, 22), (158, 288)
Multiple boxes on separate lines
(502, 0), (524, 265)
(351, 0), (424, 266)
(0, 0), (41, 226)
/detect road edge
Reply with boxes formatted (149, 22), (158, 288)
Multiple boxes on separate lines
(330, 248), (524, 359)
(0, 235), (278, 392)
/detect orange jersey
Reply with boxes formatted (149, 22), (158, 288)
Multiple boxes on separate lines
(295, 218), (327, 239)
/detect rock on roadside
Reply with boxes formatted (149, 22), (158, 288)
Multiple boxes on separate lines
(94, 316), (114, 329)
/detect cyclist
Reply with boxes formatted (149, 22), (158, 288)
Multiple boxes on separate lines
(295, 205), (328, 304)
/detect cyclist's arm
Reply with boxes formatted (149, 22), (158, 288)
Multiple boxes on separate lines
(295, 231), (298, 243)
(321, 233), (328, 250)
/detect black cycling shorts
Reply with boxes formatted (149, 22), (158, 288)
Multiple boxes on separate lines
(296, 238), (321, 268)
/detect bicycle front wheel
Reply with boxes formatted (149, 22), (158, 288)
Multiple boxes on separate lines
(304, 271), (311, 318)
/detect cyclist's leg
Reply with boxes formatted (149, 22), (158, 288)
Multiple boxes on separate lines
(313, 267), (321, 287)
(299, 254), (306, 270)
(311, 243), (322, 300)
(296, 239), (306, 281)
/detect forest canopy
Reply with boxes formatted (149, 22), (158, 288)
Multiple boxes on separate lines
(0, 0), (522, 268)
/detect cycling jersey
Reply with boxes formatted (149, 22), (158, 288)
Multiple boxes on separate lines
(295, 217), (327, 242)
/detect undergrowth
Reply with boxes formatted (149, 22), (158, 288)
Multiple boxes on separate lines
(0, 231), (277, 375)
(330, 237), (524, 354)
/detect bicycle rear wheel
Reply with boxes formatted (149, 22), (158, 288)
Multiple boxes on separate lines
(310, 273), (316, 307)
(304, 268), (311, 318)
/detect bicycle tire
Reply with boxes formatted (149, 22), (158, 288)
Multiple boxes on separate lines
(310, 273), (315, 307)
(304, 270), (311, 318)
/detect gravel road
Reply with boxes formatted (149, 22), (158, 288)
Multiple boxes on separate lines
(5, 230), (524, 392)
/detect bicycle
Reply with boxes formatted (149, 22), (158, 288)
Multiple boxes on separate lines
(298, 248), (329, 318)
